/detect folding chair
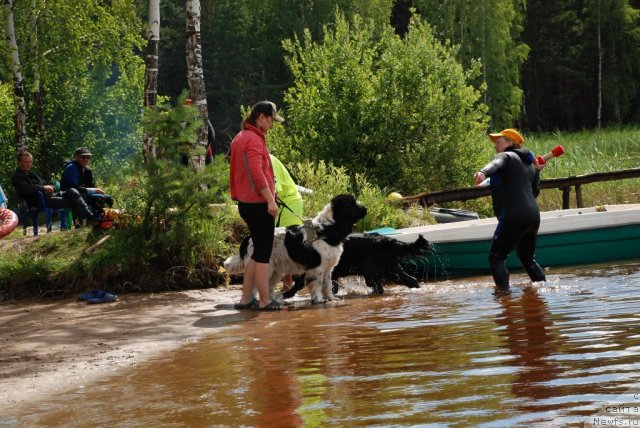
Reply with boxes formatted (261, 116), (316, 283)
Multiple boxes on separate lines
(19, 192), (68, 236)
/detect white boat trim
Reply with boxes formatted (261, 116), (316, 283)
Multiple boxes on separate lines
(391, 204), (640, 244)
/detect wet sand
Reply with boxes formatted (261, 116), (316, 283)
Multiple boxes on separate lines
(0, 286), (246, 412)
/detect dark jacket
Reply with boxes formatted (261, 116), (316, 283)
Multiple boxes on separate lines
(12, 168), (47, 207)
(480, 147), (541, 221)
(60, 161), (95, 194)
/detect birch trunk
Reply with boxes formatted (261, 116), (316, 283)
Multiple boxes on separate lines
(30, 0), (50, 179)
(4, 0), (27, 152)
(185, 0), (209, 170)
(596, 0), (602, 129)
(143, 0), (160, 161)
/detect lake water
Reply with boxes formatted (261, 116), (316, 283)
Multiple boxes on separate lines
(7, 260), (640, 427)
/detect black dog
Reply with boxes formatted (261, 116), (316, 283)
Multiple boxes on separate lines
(282, 233), (432, 297)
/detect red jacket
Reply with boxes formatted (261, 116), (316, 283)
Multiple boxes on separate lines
(229, 123), (275, 203)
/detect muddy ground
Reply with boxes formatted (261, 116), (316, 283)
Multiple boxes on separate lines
(0, 286), (247, 414)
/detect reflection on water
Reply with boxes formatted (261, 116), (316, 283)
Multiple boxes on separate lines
(8, 261), (640, 427)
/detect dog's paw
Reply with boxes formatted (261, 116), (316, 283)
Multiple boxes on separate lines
(310, 294), (327, 304)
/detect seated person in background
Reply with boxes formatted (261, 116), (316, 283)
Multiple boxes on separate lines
(12, 150), (94, 221)
(60, 147), (113, 222)
(0, 181), (7, 209)
(179, 118), (215, 166)
(270, 154), (304, 291)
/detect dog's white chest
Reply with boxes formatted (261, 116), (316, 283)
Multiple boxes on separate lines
(313, 241), (343, 266)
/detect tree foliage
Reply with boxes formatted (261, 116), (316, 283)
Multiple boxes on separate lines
(275, 13), (489, 194)
(0, 0), (145, 197)
(119, 93), (231, 267)
(413, 0), (529, 129)
(150, 0), (393, 149)
(522, 0), (640, 129)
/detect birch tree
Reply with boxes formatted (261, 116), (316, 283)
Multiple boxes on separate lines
(185, 0), (210, 170)
(415, 0), (529, 129)
(27, 0), (51, 178)
(3, 0), (26, 152)
(143, 0), (160, 161)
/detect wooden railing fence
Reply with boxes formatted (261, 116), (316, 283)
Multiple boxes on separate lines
(401, 168), (640, 209)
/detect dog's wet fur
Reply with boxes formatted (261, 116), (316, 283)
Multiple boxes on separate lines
(224, 194), (367, 303)
(283, 233), (432, 298)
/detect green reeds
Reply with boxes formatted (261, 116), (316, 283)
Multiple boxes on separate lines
(525, 126), (640, 210)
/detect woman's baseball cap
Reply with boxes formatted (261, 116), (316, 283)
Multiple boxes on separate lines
(488, 128), (524, 145)
(252, 101), (285, 123)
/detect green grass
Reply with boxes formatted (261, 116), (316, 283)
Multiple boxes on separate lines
(444, 126), (640, 215)
(525, 126), (640, 210)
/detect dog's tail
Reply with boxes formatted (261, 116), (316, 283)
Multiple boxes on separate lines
(398, 234), (432, 257)
(411, 235), (432, 254)
(223, 236), (251, 275)
(224, 255), (245, 275)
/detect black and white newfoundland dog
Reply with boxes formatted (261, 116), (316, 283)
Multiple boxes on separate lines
(224, 194), (367, 303)
(282, 233), (432, 298)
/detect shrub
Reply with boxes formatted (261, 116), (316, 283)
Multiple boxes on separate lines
(289, 159), (433, 232)
(276, 12), (489, 195)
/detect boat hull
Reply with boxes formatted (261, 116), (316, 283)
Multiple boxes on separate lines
(394, 205), (640, 279)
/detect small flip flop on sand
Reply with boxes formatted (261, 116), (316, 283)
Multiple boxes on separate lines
(78, 290), (117, 304)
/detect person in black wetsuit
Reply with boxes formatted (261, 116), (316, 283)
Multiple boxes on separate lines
(473, 129), (546, 290)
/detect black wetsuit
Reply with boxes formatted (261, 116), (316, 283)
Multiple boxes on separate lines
(479, 146), (546, 288)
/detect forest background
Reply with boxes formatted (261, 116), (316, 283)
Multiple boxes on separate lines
(0, 0), (639, 297)
(0, 0), (639, 193)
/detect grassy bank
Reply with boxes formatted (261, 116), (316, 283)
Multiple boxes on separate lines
(0, 160), (430, 302)
(527, 127), (640, 211)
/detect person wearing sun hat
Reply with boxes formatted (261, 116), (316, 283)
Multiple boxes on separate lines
(473, 128), (546, 291)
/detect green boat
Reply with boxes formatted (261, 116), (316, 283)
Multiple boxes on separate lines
(386, 204), (640, 279)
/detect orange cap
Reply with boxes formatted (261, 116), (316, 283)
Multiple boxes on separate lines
(488, 128), (524, 145)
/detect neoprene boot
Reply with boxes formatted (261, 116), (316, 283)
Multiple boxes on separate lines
(489, 252), (510, 288)
(523, 261), (546, 282)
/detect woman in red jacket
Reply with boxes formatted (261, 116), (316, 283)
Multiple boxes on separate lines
(230, 101), (284, 310)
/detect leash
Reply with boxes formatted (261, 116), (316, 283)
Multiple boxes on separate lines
(276, 196), (317, 243)
(275, 196), (304, 225)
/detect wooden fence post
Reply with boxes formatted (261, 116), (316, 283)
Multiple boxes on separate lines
(562, 187), (571, 209)
(575, 184), (583, 208)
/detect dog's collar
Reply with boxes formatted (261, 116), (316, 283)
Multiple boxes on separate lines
(303, 219), (317, 244)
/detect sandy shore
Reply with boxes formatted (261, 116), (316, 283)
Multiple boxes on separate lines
(0, 286), (246, 414)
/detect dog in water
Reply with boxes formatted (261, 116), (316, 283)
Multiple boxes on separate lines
(283, 233), (432, 297)
(224, 194), (367, 303)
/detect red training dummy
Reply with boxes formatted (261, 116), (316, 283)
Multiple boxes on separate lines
(535, 145), (565, 166)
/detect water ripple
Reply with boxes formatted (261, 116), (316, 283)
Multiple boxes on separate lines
(11, 260), (640, 428)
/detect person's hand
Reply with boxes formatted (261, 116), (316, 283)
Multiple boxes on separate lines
(43, 185), (55, 195)
(474, 171), (485, 186)
(533, 160), (546, 171)
(95, 188), (105, 195)
(267, 200), (278, 217)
